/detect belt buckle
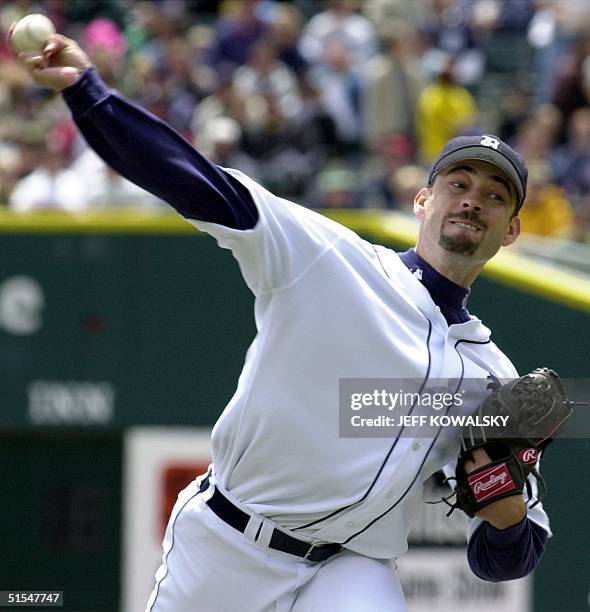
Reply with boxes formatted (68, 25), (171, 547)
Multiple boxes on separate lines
(303, 543), (318, 560)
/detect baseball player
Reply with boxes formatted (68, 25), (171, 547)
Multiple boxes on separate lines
(13, 32), (551, 612)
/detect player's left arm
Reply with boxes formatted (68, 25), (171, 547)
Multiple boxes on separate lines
(442, 364), (574, 581)
(441, 455), (550, 582)
(462, 448), (549, 582)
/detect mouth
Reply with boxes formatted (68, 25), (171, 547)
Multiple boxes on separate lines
(447, 219), (483, 232)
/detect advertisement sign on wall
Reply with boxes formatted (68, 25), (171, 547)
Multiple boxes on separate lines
(122, 427), (212, 612)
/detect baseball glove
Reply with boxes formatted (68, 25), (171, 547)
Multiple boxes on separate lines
(437, 368), (575, 518)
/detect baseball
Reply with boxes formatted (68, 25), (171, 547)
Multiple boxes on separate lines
(10, 13), (56, 53)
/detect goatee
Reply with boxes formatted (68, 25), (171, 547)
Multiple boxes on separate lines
(439, 233), (478, 256)
(439, 213), (484, 256)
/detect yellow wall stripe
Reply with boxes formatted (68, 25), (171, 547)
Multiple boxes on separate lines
(1, 208), (589, 313)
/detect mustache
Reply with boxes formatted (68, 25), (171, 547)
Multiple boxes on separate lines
(446, 212), (486, 230)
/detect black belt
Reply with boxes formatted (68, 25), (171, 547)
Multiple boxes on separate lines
(200, 476), (342, 563)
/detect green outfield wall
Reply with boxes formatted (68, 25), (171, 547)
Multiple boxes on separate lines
(0, 210), (588, 611)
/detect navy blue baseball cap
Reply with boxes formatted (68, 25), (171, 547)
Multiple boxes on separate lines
(428, 134), (528, 212)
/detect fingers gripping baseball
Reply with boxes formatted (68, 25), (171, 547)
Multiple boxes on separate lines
(8, 25), (91, 91)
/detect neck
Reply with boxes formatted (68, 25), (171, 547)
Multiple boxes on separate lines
(415, 241), (485, 288)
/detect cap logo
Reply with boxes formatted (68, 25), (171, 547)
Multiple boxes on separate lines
(480, 135), (500, 150)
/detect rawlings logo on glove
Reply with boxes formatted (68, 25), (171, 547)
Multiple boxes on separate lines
(468, 465), (515, 501)
(518, 448), (538, 464)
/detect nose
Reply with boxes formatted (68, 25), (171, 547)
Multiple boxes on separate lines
(461, 198), (482, 212)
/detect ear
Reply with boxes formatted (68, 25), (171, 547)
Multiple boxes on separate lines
(501, 215), (521, 246)
(413, 187), (429, 221)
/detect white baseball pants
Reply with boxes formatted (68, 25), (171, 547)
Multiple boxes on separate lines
(146, 477), (407, 612)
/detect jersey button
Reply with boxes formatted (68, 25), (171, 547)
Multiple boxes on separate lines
(412, 442), (420, 450)
(434, 306), (441, 313)
(345, 521), (355, 529)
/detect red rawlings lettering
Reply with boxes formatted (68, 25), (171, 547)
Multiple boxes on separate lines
(468, 464), (516, 502)
(473, 472), (507, 494)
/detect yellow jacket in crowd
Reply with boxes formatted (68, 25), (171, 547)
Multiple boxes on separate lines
(519, 184), (574, 238)
(417, 80), (477, 163)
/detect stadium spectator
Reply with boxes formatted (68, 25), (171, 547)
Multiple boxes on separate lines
(196, 116), (262, 181)
(471, 0), (533, 33)
(528, 0), (590, 104)
(362, 0), (428, 38)
(233, 39), (302, 121)
(416, 54), (477, 163)
(208, 0), (270, 75)
(307, 39), (363, 146)
(9, 143), (86, 213)
(299, 0), (377, 73)
(513, 114), (559, 164)
(192, 68), (252, 138)
(360, 133), (414, 209)
(239, 92), (313, 198)
(518, 161), (574, 238)
(289, 74), (339, 167)
(268, 3), (308, 77)
(70, 149), (167, 209)
(498, 88), (533, 143)
(551, 35), (590, 141)
(362, 21), (424, 151)
(550, 106), (590, 205)
(81, 17), (127, 86)
(419, 0), (484, 86)
(389, 163), (427, 211)
(312, 161), (358, 208)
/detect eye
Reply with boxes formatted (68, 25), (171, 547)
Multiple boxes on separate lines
(450, 180), (465, 189)
(489, 192), (506, 203)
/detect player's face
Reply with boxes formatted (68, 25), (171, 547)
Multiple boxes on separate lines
(414, 159), (521, 263)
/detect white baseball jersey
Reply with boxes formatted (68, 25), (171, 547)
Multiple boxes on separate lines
(191, 169), (550, 559)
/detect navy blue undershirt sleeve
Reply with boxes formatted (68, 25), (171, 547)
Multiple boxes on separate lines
(62, 67), (258, 230)
(468, 517), (548, 581)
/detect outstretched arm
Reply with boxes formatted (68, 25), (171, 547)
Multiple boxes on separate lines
(10, 31), (258, 229)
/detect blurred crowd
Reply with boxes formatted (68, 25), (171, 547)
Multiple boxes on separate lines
(2, 0), (590, 241)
